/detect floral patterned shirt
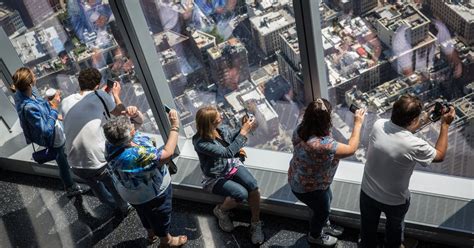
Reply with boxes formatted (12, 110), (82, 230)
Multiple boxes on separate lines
(288, 128), (339, 193)
(106, 132), (171, 205)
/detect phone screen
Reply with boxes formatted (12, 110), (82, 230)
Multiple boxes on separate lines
(349, 104), (359, 113)
(107, 79), (115, 88)
(164, 105), (171, 113)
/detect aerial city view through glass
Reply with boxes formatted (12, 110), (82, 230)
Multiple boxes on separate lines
(1, 0), (472, 178)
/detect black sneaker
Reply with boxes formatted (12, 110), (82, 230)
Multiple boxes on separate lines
(65, 184), (89, 197)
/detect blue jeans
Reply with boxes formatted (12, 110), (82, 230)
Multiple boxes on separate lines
(52, 145), (74, 188)
(132, 185), (173, 237)
(212, 166), (259, 202)
(359, 190), (410, 248)
(72, 166), (129, 212)
(292, 188), (332, 238)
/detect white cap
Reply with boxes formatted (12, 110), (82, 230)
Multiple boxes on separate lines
(45, 88), (57, 98)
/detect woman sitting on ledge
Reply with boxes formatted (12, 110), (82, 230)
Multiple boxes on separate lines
(192, 106), (264, 245)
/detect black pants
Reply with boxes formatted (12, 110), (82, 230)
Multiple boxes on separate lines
(359, 190), (410, 248)
(132, 185), (173, 237)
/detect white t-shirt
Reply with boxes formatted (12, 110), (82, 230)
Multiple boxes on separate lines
(53, 120), (66, 148)
(60, 90), (115, 169)
(361, 119), (437, 205)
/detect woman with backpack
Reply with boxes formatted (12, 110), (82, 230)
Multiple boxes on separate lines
(11, 67), (87, 196)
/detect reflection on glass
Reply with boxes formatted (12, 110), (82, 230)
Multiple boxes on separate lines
(140, 0), (305, 153)
(0, 0), (159, 134)
(320, 0), (473, 178)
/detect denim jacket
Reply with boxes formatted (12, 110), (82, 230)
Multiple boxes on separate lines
(192, 125), (247, 178)
(14, 87), (58, 147)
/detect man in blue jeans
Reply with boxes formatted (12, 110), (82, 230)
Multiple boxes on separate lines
(60, 68), (142, 215)
(360, 95), (455, 248)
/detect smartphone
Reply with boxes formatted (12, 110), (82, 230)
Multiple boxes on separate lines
(106, 79), (115, 89)
(349, 104), (360, 114)
(164, 104), (171, 113)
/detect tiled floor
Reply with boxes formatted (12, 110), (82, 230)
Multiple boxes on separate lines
(0, 169), (458, 248)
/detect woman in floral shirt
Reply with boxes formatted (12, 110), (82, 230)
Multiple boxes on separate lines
(104, 111), (187, 247)
(288, 99), (366, 247)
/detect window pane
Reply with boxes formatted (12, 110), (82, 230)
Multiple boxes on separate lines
(139, 0), (306, 153)
(0, 0), (159, 133)
(320, 0), (473, 178)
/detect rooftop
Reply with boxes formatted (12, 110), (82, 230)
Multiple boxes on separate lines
(374, 4), (430, 32)
(159, 48), (178, 65)
(322, 17), (382, 85)
(191, 29), (216, 49)
(11, 31), (47, 64)
(0, 5), (13, 20)
(280, 27), (299, 54)
(207, 38), (246, 60)
(154, 30), (189, 48)
(250, 9), (295, 36)
(445, 0), (474, 22)
(346, 79), (410, 114)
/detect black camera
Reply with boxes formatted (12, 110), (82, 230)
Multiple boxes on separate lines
(429, 100), (451, 122)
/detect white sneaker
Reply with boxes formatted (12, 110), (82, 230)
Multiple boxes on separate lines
(322, 221), (344, 237)
(250, 221), (264, 245)
(307, 233), (338, 247)
(213, 205), (234, 232)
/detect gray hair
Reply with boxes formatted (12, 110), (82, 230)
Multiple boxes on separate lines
(103, 116), (134, 146)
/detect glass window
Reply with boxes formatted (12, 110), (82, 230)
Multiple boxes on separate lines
(138, 0), (306, 153)
(319, 0), (473, 178)
(0, 0), (159, 134)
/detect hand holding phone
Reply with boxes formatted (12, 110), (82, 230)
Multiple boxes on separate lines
(164, 104), (171, 113)
(349, 104), (360, 114)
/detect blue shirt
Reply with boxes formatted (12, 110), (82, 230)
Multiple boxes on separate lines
(193, 125), (247, 178)
(106, 132), (171, 205)
(14, 87), (58, 147)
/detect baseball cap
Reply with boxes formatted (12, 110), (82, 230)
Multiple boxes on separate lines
(45, 88), (57, 98)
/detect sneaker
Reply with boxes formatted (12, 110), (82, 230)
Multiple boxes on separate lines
(213, 205), (234, 232)
(250, 221), (264, 245)
(403, 237), (419, 248)
(65, 184), (89, 197)
(307, 233), (338, 247)
(323, 221), (344, 237)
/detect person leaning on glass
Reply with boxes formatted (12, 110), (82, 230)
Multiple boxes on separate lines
(10, 67), (88, 197)
(103, 110), (187, 247)
(192, 106), (264, 245)
(288, 99), (366, 247)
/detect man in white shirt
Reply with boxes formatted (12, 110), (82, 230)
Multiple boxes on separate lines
(360, 94), (455, 248)
(61, 68), (143, 215)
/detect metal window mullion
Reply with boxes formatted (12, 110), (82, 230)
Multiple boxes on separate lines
(294, 0), (329, 102)
(110, 0), (176, 144)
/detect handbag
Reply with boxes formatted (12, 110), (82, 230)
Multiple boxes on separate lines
(31, 145), (57, 164)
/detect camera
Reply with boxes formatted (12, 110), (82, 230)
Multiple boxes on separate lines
(246, 113), (255, 122)
(429, 100), (452, 122)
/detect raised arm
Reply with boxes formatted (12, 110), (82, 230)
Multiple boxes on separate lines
(195, 118), (255, 158)
(335, 108), (366, 159)
(108, 81), (126, 116)
(432, 107), (455, 162)
(160, 109), (180, 161)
